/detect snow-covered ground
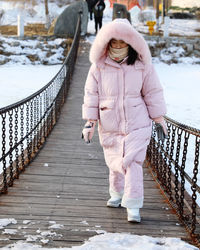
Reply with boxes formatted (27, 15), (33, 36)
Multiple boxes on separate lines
(0, 1), (200, 249)
(154, 63), (200, 128)
(135, 18), (200, 37)
(0, 232), (198, 250)
(0, 65), (61, 107)
(0, 36), (66, 65)
(0, 0), (67, 26)
(0, 216), (198, 250)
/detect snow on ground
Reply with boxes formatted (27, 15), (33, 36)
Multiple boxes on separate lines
(0, 37), (66, 66)
(0, 65), (60, 108)
(135, 18), (200, 37)
(0, 0), (67, 26)
(0, 218), (198, 249)
(154, 62), (200, 128)
(0, 218), (17, 229)
(0, 232), (198, 249)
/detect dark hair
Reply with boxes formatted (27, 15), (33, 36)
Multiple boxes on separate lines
(127, 46), (138, 65)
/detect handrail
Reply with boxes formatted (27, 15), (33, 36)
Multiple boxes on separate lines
(0, 15), (81, 193)
(146, 116), (200, 245)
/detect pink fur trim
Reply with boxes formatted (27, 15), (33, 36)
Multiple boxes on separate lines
(90, 19), (152, 65)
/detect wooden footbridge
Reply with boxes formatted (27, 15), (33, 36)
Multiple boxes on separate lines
(0, 18), (199, 248)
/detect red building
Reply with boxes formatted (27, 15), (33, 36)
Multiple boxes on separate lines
(109, 0), (141, 10)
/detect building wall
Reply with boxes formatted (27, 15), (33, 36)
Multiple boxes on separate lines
(171, 0), (200, 8)
(110, 0), (200, 9)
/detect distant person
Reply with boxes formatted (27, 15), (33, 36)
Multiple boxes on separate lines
(82, 19), (167, 223)
(93, 0), (105, 33)
(86, 0), (96, 20)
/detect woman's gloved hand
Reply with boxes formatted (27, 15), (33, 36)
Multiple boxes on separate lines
(153, 117), (168, 141)
(82, 120), (97, 144)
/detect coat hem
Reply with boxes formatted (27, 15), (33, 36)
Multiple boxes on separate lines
(109, 188), (124, 198)
(121, 195), (143, 208)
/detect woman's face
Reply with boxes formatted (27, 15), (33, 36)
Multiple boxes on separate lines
(110, 39), (128, 49)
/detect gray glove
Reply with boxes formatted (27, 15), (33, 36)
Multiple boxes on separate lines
(155, 123), (168, 141)
(81, 121), (96, 144)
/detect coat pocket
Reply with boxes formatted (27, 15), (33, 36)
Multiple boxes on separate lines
(99, 99), (119, 132)
(126, 97), (150, 130)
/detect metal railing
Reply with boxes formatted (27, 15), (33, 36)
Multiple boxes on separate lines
(145, 116), (200, 244)
(0, 15), (81, 194)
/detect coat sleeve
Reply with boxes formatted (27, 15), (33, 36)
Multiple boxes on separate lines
(82, 64), (99, 120)
(142, 64), (167, 119)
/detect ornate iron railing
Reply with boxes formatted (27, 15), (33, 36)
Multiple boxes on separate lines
(146, 116), (200, 244)
(0, 16), (81, 194)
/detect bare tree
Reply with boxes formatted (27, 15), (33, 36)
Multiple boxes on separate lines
(45, 0), (50, 29)
(156, 0), (160, 32)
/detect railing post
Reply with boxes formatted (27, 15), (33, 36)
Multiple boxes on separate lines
(191, 137), (200, 235)
(8, 109), (14, 186)
(2, 113), (7, 193)
(14, 107), (20, 179)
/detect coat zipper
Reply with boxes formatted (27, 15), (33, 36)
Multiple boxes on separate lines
(122, 68), (126, 135)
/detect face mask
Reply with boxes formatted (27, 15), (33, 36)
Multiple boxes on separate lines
(108, 45), (128, 62)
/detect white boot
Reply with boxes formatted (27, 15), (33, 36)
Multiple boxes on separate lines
(127, 208), (141, 222)
(107, 196), (122, 208)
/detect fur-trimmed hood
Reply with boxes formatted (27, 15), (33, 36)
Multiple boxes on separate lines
(89, 18), (152, 65)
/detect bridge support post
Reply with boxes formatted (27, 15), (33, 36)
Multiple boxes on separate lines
(17, 15), (24, 37)
(163, 16), (170, 37)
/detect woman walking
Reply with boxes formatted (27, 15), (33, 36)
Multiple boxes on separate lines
(82, 19), (167, 222)
(93, 0), (105, 33)
(86, 0), (95, 20)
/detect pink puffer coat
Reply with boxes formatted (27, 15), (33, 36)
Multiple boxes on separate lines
(82, 19), (166, 174)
